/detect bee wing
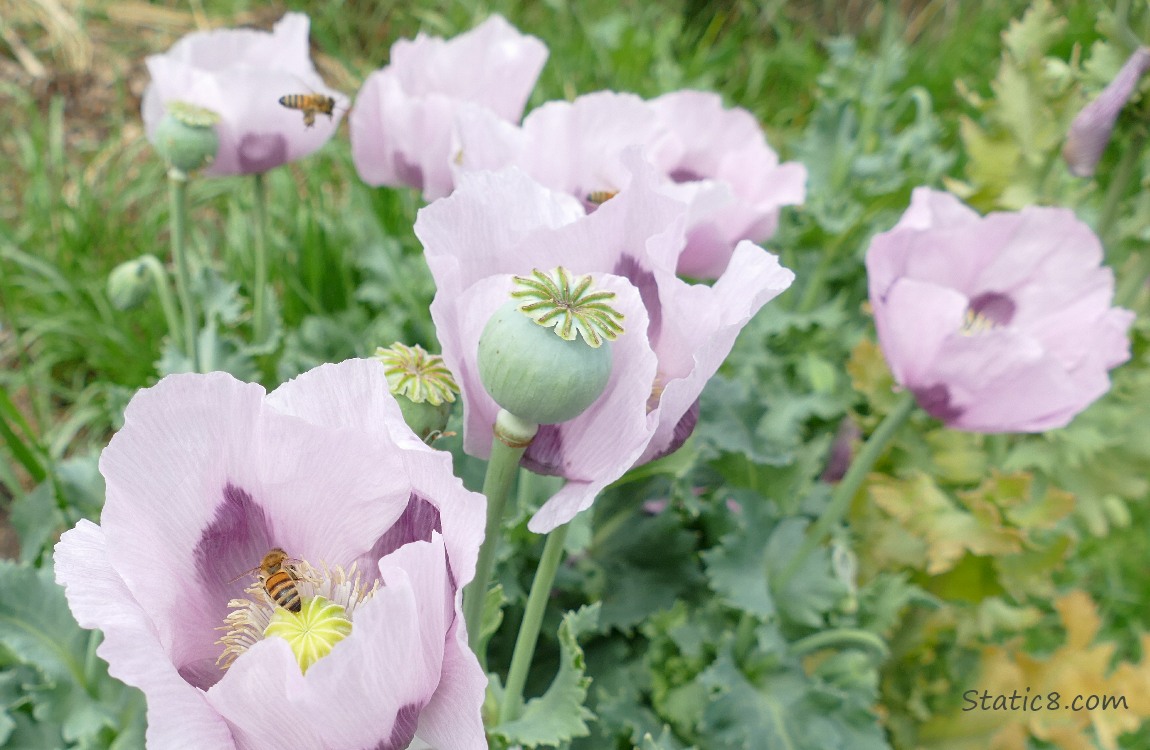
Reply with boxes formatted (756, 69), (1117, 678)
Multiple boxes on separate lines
(227, 565), (262, 584)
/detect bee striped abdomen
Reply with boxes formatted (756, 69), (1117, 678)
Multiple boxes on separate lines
(278, 93), (336, 129)
(264, 569), (301, 612)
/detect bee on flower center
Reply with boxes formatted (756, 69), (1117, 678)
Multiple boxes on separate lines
(278, 93), (336, 128)
(233, 547), (303, 612)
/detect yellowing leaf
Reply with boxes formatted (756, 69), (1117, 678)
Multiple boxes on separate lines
(869, 472), (1022, 575)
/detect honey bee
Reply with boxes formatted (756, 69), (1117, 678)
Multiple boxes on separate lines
(586, 190), (619, 205)
(278, 93), (337, 128)
(234, 548), (302, 612)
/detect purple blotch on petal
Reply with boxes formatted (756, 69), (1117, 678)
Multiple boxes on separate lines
(911, 384), (965, 424)
(194, 484), (273, 593)
(521, 424), (566, 476)
(238, 133), (288, 173)
(968, 291), (1016, 326)
(365, 703), (422, 750)
(668, 167), (704, 183)
(613, 254), (662, 345)
(367, 494), (442, 561)
(647, 398), (700, 462)
(393, 154), (425, 192)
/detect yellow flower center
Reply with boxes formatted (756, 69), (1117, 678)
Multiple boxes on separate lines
(264, 596), (352, 674)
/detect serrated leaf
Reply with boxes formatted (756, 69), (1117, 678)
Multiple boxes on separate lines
(494, 604), (600, 748)
(764, 518), (849, 628)
(595, 513), (702, 632)
(699, 650), (888, 750)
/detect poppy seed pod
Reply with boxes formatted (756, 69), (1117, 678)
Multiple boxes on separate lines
(151, 102), (220, 173)
(373, 343), (458, 442)
(478, 268), (622, 425)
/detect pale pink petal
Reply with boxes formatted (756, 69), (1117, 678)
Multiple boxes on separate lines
(350, 15), (546, 198)
(638, 241), (794, 464)
(54, 522), (237, 748)
(415, 616), (488, 748)
(872, 278), (969, 388)
(518, 92), (681, 198)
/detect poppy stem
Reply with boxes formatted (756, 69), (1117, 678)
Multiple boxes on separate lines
(168, 168), (199, 371)
(252, 172), (270, 346)
(499, 521), (570, 724)
(775, 390), (917, 590)
(464, 410), (537, 665)
(136, 255), (183, 355)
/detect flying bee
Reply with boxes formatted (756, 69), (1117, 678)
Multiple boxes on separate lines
(233, 548), (302, 612)
(586, 190), (619, 205)
(278, 93), (337, 128)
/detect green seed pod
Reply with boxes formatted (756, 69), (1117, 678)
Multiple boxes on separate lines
(373, 343), (458, 442)
(151, 102), (220, 173)
(107, 258), (154, 310)
(479, 299), (614, 425)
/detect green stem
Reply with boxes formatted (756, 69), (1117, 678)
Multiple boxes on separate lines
(789, 628), (889, 659)
(252, 172), (270, 345)
(1098, 127), (1147, 253)
(464, 410), (538, 664)
(499, 521), (570, 724)
(776, 391), (917, 590)
(137, 255), (182, 349)
(168, 168), (198, 371)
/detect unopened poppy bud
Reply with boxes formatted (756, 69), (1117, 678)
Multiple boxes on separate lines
(107, 257), (156, 310)
(1064, 47), (1150, 177)
(478, 267), (623, 425)
(373, 343), (458, 441)
(151, 101), (220, 173)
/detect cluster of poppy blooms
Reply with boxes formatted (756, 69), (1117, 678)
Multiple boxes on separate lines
(55, 12), (1136, 749)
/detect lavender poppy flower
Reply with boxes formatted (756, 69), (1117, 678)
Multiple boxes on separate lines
(455, 89), (806, 278)
(416, 152), (794, 532)
(350, 15), (548, 200)
(1063, 47), (1150, 177)
(867, 188), (1134, 433)
(648, 91), (807, 278)
(54, 360), (487, 749)
(141, 13), (347, 176)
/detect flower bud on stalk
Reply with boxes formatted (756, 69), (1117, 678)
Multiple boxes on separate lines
(107, 258), (155, 310)
(373, 343), (459, 442)
(478, 267), (623, 426)
(151, 101), (220, 174)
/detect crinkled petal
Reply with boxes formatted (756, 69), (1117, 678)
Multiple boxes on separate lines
(351, 15), (546, 198)
(639, 241), (794, 463)
(389, 15), (547, 122)
(54, 521), (236, 748)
